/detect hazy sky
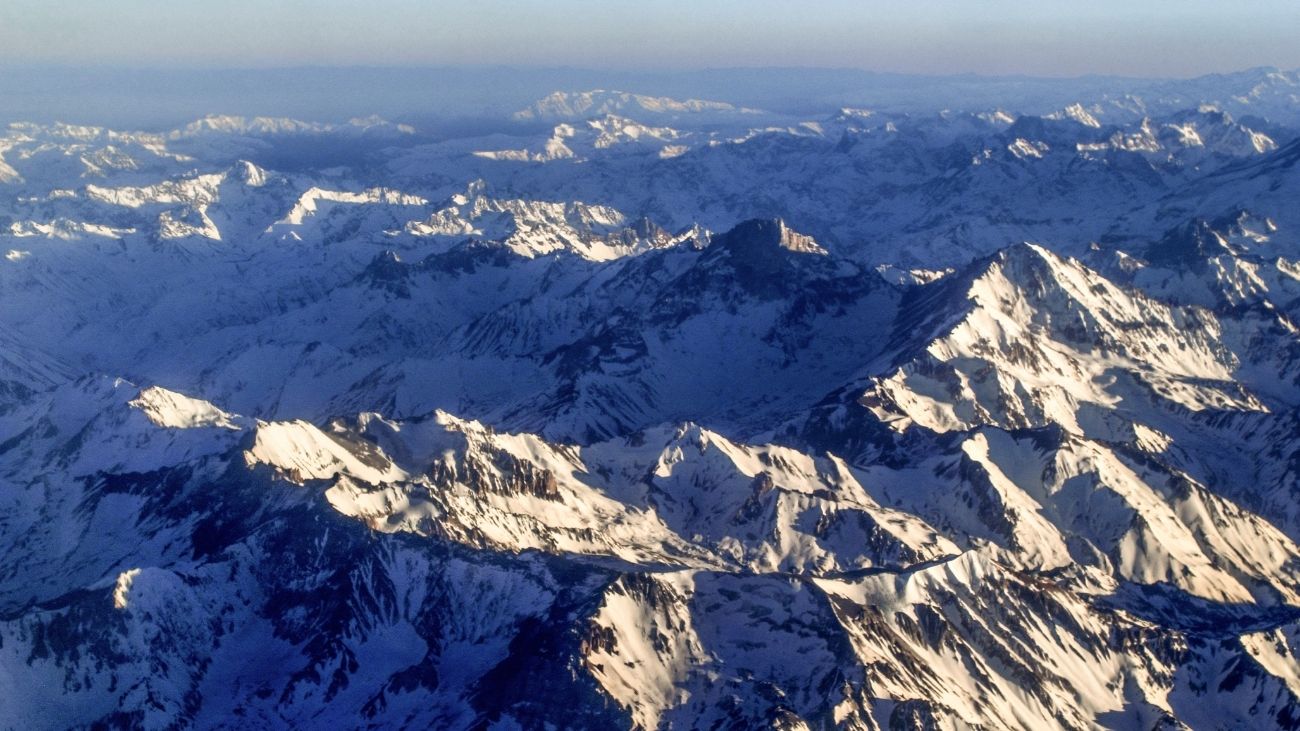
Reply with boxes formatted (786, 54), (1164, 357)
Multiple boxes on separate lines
(2, 0), (1298, 77)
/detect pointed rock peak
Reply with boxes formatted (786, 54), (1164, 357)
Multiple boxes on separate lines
(989, 109), (1017, 124)
(997, 240), (1055, 263)
(1050, 103), (1101, 128)
(426, 410), (511, 445)
(1183, 104), (1235, 125)
(364, 249), (405, 272)
(649, 422), (746, 463)
(669, 421), (712, 445)
(949, 242), (1102, 309)
(432, 408), (470, 427)
(229, 160), (268, 187)
(429, 409), (500, 436)
(987, 242), (1140, 303)
(834, 107), (874, 119)
(912, 242), (1054, 308)
(633, 421), (719, 448)
(980, 241), (1064, 280)
(128, 385), (244, 431)
(359, 249), (411, 296)
(673, 223), (712, 249)
(712, 219), (827, 257)
(628, 215), (662, 237)
(448, 179), (489, 207)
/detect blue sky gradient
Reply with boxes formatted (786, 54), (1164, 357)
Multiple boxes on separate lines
(2, 1), (1298, 77)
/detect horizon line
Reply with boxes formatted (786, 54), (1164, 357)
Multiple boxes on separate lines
(0, 62), (1293, 83)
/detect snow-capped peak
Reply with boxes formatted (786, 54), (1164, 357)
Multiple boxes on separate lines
(1048, 102), (1103, 128)
(128, 386), (245, 430)
(512, 89), (762, 123)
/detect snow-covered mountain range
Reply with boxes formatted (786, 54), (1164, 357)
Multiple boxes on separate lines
(3, 71), (1300, 729)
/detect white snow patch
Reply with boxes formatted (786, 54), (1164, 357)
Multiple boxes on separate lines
(113, 568), (142, 609)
